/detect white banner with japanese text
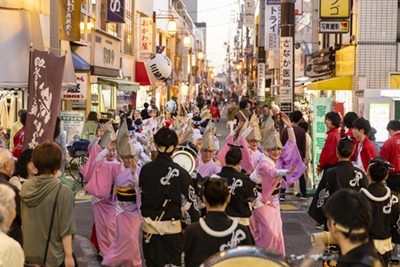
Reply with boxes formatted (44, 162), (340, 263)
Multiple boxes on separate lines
(279, 37), (293, 104)
(140, 17), (153, 59)
(265, 0), (281, 51)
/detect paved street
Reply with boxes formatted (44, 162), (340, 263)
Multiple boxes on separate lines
(71, 106), (320, 267)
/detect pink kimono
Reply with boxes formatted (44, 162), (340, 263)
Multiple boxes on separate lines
(216, 130), (254, 173)
(81, 142), (117, 257)
(196, 158), (221, 177)
(248, 128), (307, 256)
(95, 158), (142, 267)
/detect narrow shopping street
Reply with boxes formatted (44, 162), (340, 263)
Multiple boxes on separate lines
(71, 107), (318, 267)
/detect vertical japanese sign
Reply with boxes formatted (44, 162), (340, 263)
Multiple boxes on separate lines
(265, 0), (281, 51)
(320, 0), (350, 19)
(59, 0), (82, 41)
(61, 111), (85, 142)
(312, 97), (334, 186)
(24, 50), (66, 150)
(280, 37), (293, 110)
(244, 0), (256, 28)
(257, 63), (265, 102)
(61, 73), (88, 100)
(140, 17), (153, 59)
(107, 0), (125, 23)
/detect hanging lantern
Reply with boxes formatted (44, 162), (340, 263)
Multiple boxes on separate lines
(168, 19), (177, 35)
(146, 54), (173, 81)
(198, 51), (204, 60)
(183, 34), (191, 48)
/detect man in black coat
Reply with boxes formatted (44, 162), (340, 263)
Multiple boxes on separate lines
(0, 148), (22, 245)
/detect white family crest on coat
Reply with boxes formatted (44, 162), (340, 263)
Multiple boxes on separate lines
(181, 194), (192, 225)
(228, 178), (243, 195)
(160, 167), (180, 185)
(317, 188), (330, 208)
(396, 217), (400, 235)
(219, 229), (247, 251)
(349, 170), (363, 187)
(383, 195), (399, 214)
(188, 185), (205, 213)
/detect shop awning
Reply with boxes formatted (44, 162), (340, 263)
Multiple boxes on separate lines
(307, 76), (353, 91)
(0, 10), (76, 90)
(135, 61), (151, 86)
(98, 77), (140, 91)
(72, 52), (90, 70)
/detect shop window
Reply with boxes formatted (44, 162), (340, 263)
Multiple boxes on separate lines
(108, 23), (118, 37)
(91, 0), (97, 17)
(124, 0), (133, 55)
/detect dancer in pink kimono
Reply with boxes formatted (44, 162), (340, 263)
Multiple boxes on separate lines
(248, 113), (298, 255)
(81, 122), (118, 257)
(196, 119), (221, 177)
(94, 119), (142, 267)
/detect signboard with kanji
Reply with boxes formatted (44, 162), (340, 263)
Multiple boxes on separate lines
(61, 111), (85, 142)
(318, 20), (349, 33)
(140, 17), (152, 59)
(335, 45), (355, 76)
(244, 0), (256, 27)
(61, 73), (88, 100)
(257, 63), (265, 102)
(280, 37), (293, 104)
(312, 97), (334, 186)
(320, 0), (350, 19)
(265, 0), (281, 51)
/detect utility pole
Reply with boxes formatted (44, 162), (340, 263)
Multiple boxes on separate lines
(245, 27), (250, 96)
(280, 0), (295, 114)
(257, 0), (266, 108)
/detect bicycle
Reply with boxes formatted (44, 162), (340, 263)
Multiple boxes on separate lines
(66, 139), (90, 188)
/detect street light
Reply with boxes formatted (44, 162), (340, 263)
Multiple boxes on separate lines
(208, 61), (212, 68)
(168, 19), (177, 35)
(198, 51), (204, 60)
(183, 33), (191, 48)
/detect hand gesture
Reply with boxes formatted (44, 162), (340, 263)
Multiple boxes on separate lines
(281, 112), (292, 128)
(97, 123), (106, 138)
(287, 164), (296, 174)
(131, 157), (138, 175)
(107, 138), (117, 151)
(251, 118), (259, 128)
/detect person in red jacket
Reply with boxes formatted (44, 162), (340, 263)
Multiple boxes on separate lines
(350, 117), (377, 173)
(317, 112), (341, 175)
(380, 120), (400, 191)
(208, 101), (220, 132)
(340, 112), (358, 137)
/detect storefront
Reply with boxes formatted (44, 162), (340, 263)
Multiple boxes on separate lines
(89, 30), (140, 120)
(134, 61), (152, 110)
(0, 9), (76, 130)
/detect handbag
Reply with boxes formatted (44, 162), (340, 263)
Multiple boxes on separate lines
(24, 183), (63, 267)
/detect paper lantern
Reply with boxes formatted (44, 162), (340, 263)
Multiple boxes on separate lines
(146, 54), (173, 81)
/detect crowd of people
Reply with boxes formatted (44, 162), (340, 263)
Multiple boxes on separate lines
(0, 93), (400, 267)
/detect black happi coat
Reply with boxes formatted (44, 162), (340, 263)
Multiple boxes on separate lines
(139, 154), (200, 267)
(190, 170), (207, 217)
(337, 241), (384, 267)
(361, 183), (400, 243)
(308, 161), (369, 224)
(182, 211), (254, 267)
(217, 167), (257, 218)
